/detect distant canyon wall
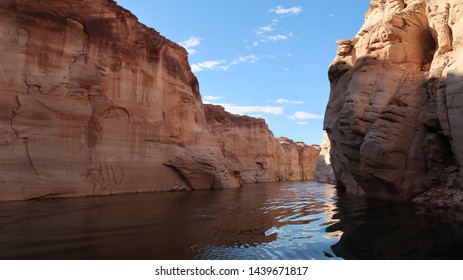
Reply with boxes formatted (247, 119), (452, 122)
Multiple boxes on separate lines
(0, 0), (318, 201)
(204, 104), (320, 183)
(314, 132), (336, 185)
(325, 0), (463, 205)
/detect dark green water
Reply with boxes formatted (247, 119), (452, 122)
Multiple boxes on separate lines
(0, 181), (463, 259)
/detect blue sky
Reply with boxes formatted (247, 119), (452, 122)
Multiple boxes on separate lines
(116, 1), (370, 145)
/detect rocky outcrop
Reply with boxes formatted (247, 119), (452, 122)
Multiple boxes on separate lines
(277, 137), (320, 181)
(204, 104), (320, 183)
(0, 0), (241, 201)
(314, 132), (336, 184)
(325, 0), (463, 206)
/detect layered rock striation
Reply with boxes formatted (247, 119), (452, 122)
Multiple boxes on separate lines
(0, 0), (242, 200)
(0, 1), (319, 201)
(325, 0), (463, 206)
(204, 104), (320, 183)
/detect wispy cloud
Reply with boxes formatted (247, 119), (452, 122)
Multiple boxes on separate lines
(261, 32), (293, 43)
(275, 98), (304, 105)
(179, 36), (202, 55)
(203, 96), (222, 101)
(269, 6), (303, 16)
(192, 53), (264, 72)
(297, 122), (309, 125)
(250, 8), (298, 48)
(210, 103), (284, 116)
(224, 104), (284, 115)
(257, 25), (274, 33)
(329, 13), (335, 18)
(255, 19), (280, 36)
(288, 111), (324, 120)
(191, 60), (228, 72)
(231, 54), (261, 65)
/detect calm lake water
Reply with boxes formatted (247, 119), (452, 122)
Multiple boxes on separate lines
(1, 181), (463, 259)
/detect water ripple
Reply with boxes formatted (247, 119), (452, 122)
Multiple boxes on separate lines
(1, 181), (462, 259)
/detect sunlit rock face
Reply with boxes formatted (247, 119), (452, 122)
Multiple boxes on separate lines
(315, 132), (336, 184)
(204, 104), (320, 183)
(0, 0), (242, 201)
(277, 137), (320, 181)
(326, 0), (463, 204)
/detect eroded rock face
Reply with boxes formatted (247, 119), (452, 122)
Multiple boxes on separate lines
(326, 0), (463, 204)
(314, 132), (336, 184)
(204, 104), (320, 183)
(0, 0), (241, 201)
(277, 137), (320, 181)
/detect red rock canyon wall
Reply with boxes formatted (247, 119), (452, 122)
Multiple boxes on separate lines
(204, 104), (320, 183)
(326, 0), (463, 206)
(0, 0), (319, 201)
(0, 0), (243, 200)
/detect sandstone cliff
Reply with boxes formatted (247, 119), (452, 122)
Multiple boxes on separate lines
(314, 132), (336, 184)
(326, 0), (463, 206)
(204, 104), (320, 183)
(0, 0), (242, 201)
(0, 0), (320, 201)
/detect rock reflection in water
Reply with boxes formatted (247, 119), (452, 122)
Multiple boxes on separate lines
(2, 182), (463, 259)
(0, 182), (340, 260)
(328, 194), (463, 259)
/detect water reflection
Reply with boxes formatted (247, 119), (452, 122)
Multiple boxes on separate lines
(1, 182), (462, 259)
(328, 194), (463, 259)
(0, 182), (339, 259)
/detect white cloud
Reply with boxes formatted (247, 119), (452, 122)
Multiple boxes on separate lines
(288, 111), (324, 120)
(250, 11), (296, 48)
(282, 67), (290, 72)
(257, 25), (274, 32)
(192, 54), (264, 72)
(261, 32), (293, 43)
(216, 103), (284, 116)
(179, 36), (202, 55)
(269, 6), (303, 16)
(203, 96), (222, 101)
(255, 18), (280, 36)
(275, 98), (304, 105)
(264, 34), (289, 42)
(231, 54), (260, 65)
(297, 122), (309, 125)
(191, 60), (228, 72)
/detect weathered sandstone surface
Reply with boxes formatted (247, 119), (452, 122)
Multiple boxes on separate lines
(0, 0), (243, 201)
(314, 132), (336, 184)
(0, 0), (319, 201)
(204, 104), (320, 183)
(326, 0), (463, 206)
